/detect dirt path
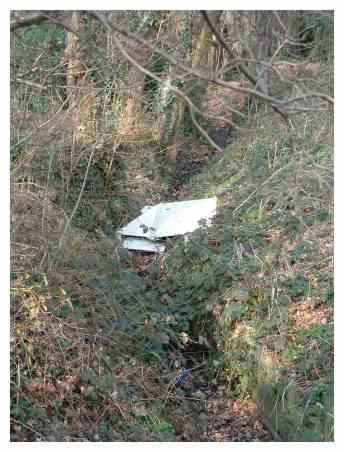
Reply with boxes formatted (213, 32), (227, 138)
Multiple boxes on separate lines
(164, 140), (220, 201)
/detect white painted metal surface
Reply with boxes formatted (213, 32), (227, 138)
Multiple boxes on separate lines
(118, 197), (217, 252)
(121, 237), (166, 253)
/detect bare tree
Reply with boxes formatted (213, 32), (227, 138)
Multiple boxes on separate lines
(11, 10), (333, 164)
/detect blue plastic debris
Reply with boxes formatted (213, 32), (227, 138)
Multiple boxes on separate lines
(175, 368), (190, 387)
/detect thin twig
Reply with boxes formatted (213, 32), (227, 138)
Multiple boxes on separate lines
(11, 95), (71, 176)
(11, 77), (47, 91)
(11, 12), (49, 31)
(14, 11), (333, 112)
(41, 148), (56, 236)
(16, 363), (21, 413)
(94, 12), (238, 156)
(51, 144), (97, 267)
(189, 107), (225, 153)
(11, 417), (46, 440)
(88, 12), (281, 107)
(95, 12), (241, 127)
(232, 160), (295, 214)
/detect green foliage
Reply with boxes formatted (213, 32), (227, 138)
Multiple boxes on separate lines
(10, 139), (27, 165)
(49, 367), (65, 378)
(247, 141), (292, 174)
(11, 394), (37, 423)
(143, 401), (176, 441)
(257, 378), (334, 441)
(16, 24), (65, 65)
(284, 275), (309, 297)
(179, 11), (191, 55)
(97, 421), (115, 441)
(17, 23), (64, 47)
(144, 54), (168, 107)
(309, 143), (329, 164)
(222, 304), (248, 323)
(301, 13), (334, 61)
(183, 82), (209, 137)
(12, 23), (65, 113)
(291, 241), (314, 261)
(10, 10), (333, 442)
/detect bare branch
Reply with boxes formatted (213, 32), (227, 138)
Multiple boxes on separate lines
(92, 12), (240, 133)
(110, 30), (232, 154)
(87, 10), (333, 158)
(11, 77), (47, 91)
(273, 11), (292, 40)
(11, 95), (71, 176)
(89, 11), (330, 114)
(200, 10), (257, 86)
(189, 107), (227, 154)
(12, 10), (333, 115)
(11, 11), (78, 34)
(11, 12), (49, 31)
(86, 13), (250, 94)
(90, 12), (248, 120)
(282, 93), (334, 107)
(38, 12), (78, 34)
(52, 144), (97, 268)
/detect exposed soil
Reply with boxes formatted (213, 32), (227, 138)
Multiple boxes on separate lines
(204, 399), (272, 441)
(168, 131), (230, 200)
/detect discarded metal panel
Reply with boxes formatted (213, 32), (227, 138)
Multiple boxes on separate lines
(121, 237), (166, 253)
(118, 197), (217, 252)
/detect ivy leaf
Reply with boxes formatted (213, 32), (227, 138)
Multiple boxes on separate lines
(223, 304), (248, 322)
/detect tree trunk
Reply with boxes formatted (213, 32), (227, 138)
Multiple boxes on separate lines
(254, 12), (273, 95)
(154, 12), (186, 146)
(105, 14), (159, 185)
(64, 12), (96, 147)
(117, 14), (161, 139)
(168, 11), (222, 164)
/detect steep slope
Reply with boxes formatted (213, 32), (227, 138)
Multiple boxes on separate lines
(11, 67), (333, 441)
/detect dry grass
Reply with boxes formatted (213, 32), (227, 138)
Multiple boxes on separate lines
(10, 36), (333, 440)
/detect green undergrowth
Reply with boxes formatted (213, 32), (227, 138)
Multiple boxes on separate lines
(11, 87), (333, 442)
(173, 111), (334, 441)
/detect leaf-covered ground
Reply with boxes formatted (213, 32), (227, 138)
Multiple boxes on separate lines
(11, 68), (333, 441)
